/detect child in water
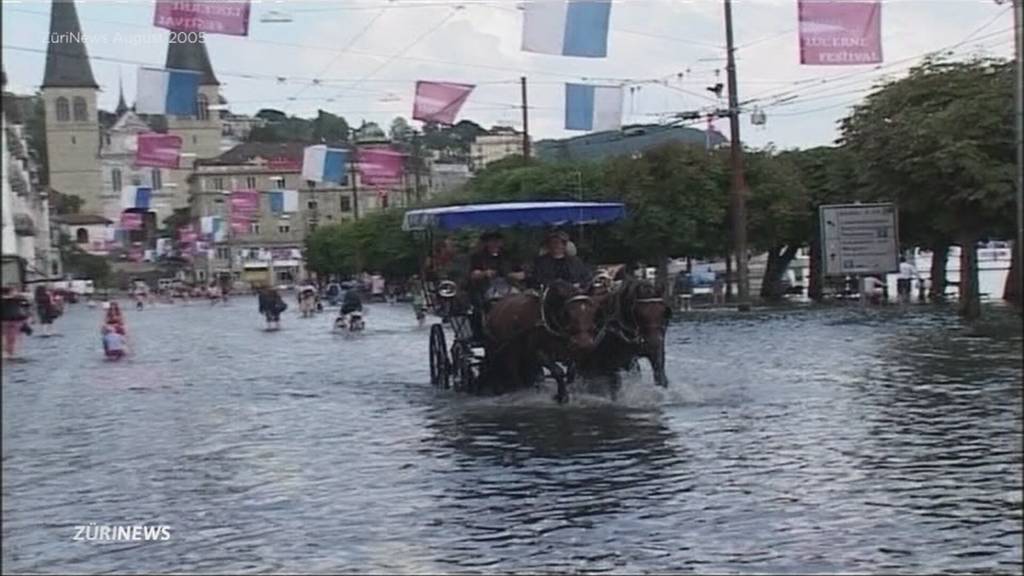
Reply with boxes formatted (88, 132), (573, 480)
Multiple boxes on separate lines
(101, 324), (128, 360)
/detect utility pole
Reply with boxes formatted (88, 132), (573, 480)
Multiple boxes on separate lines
(413, 130), (423, 204)
(350, 144), (360, 221)
(723, 0), (751, 311)
(1014, 0), (1023, 306)
(521, 76), (531, 163)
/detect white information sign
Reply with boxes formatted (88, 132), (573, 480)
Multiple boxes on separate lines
(820, 203), (899, 276)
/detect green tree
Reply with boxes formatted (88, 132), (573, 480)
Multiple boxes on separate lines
(389, 116), (412, 143)
(49, 190), (83, 215)
(839, 57), (1016, 319)
(312, 110), (349, 143)
(305, 210), (419, 279)
(742, 149), (810, 301)
(56, 232), (111, 287)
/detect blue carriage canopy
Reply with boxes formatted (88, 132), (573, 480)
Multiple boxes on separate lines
(401, 201), (627, 232)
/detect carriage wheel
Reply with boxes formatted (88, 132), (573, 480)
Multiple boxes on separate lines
(429, 324), (450, 388)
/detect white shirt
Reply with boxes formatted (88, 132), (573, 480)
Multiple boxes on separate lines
(898, 262), (919, 280)
(862, 276), (885, 293)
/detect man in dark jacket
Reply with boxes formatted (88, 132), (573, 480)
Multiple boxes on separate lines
(258, 286), (287, 330)
(532, 231), (591, 288)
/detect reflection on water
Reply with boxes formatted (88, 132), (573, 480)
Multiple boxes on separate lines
(2, 300), (1021, 573)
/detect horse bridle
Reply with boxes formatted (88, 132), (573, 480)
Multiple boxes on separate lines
(608, 293), (666, 346)
(539, 288), (596, 339)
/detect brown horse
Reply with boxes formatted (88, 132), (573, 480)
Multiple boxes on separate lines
(581, 278), (672, 391)
(485, 280), (601, 403)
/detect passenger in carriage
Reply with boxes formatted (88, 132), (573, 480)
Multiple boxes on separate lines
(531, 230), (592, 289)
(469, 231), (525, 301)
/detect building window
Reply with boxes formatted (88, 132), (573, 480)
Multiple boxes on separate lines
(131, 174), (142, 187)
(340, 195), (351, 212)
(249, 222), (260, 235)
(271, 176), (286, 188)
(210, 177), (224, 191)
(192, 135), (198, 145)
(278, 223), (290, 234)
(196, 94), (209, 121)
(56, 97), (70, 122)
(71, 136), (76, 145)
(308, 221), (318, 232)
(151, 169), (162, 190)
(216, 247), (230, 260)
(307, 200), (318, 211)
(75, 228), (89, 243)
(73, 97), (88, 121)
(381, 195), (389, 209)
(246, 176), (257, 189)
(111, 168), (122, 192)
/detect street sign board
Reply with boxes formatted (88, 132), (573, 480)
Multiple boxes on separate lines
(820, 202), (899, 276)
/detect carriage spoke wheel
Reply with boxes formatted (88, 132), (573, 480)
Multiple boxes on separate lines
(429, 324), (450, 389)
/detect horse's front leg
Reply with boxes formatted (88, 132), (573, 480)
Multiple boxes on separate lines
(537, 350), (568, 404)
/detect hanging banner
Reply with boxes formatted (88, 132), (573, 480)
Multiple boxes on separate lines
(229, 189), (260, 215)
(136, 67), (201, 116)
(522, 0), (612, 58)
(135, 133), (183, 168)
(267, 156), (303, 171)
(178, 224), (199, 244)
(412, 81), (476, 125)
(358, 148), (405, 186)
(230, 214), (251, 234)
(154, 0), (252, 37)
(564, 83), (623, 131)
(120, 212), (143, 231)
(798, 0), (882, 65)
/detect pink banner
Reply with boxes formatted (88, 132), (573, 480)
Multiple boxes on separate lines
(267, 156), (303, 171)
(230, 214), (251, 234)
(135, 133), (183, 168)
(413, 81), (475, 125)
(358, 148), (405, 186)
(154, 0), (251, 37)
(120, 212), (143, 231)
(229, 189), (260, 215)
(798, 0), (882, 65)
(178, 224), (198, 244)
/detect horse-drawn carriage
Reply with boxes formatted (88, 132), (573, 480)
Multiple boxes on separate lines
(402, 201), (670, 403)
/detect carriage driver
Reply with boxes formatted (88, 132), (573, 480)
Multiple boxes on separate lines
(468, 230), (525, 338)
(532, 230), (592, 289)
(469, 231), (525, 301)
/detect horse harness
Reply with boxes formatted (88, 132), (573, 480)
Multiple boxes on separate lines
(605, 283), (667, 347)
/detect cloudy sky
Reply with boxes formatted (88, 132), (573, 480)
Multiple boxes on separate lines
(1, 0), (1016, 149)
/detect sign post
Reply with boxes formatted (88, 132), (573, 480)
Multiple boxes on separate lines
(820, 202), (899, 277)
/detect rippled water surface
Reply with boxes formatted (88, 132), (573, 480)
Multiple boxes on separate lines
(3, 299), (1022, 574)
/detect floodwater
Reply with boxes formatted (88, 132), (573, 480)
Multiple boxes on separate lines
(2, 297), (1021, 574)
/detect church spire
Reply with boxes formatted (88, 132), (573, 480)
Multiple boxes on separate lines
(165, 38), (219, 86)
(116, 71), (128, 116)
(42, 0), (98, 88)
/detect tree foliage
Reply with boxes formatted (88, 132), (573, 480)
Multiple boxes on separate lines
(304, 210), (419, 278)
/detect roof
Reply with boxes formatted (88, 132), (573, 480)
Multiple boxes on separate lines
(196, 141), (346, 167)
(42, 0), (99, 89)
(402, 201), (627, 231)
(52, 214), (112, 225)
(535, 124), (727, 162)
(166, 39), (219, 86)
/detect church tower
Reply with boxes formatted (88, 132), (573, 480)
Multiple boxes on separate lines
(41, 0), (103, 213)
(164, 38), (223, 206)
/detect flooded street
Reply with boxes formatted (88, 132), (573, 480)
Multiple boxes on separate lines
(2, 298), (1021, 574)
